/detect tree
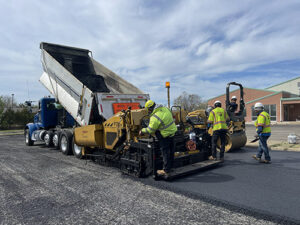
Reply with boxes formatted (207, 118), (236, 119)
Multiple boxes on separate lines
(0, 96), (4, 114)
(0, 95), (35, 129)
(173, 91), (207, 112)
(0, 108), (14, 129)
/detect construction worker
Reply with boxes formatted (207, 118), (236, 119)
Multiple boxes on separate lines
(252, 102), (271, 164)
(229, 96), (238, 112)
(207, 100), (229, 162)
(139, 100), (177, 176)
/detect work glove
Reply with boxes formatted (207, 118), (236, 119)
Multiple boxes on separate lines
(139, 130), (143, 136)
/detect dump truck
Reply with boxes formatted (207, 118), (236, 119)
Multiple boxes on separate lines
(25, 42), (149, 152)
(25, 42), (222, 180)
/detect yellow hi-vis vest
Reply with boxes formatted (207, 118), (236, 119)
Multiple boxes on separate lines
(207, 107), (229, 131)
(255, 111), (271, 133)
(142, 106), (177, 138)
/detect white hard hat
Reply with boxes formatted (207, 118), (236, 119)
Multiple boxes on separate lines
(254, 102), (264, 109)
(214, 100), (221, 105)
(231, 96), (237, 100)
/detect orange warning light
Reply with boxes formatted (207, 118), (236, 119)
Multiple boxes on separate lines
(165, 81), (170, 88)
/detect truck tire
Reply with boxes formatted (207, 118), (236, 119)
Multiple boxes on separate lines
(52, 131), (60, 150)
(60, 130), (73, 155)
(25, 129), (34, 146)
(72, 137), (84, 159)
(44, 131), (54, 147)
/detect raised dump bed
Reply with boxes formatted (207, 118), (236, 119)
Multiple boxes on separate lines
(39, 42), (149, 126)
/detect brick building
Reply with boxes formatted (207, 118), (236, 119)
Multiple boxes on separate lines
(208, 76), (300, 122)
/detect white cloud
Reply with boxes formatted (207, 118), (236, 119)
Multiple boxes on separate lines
(0, 0), (300, 105)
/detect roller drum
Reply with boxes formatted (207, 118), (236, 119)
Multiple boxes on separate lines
(217, 131), (247, 152)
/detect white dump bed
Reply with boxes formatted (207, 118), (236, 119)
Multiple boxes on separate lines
(96, 93), (148, 120)
(39, 42), (149, 126)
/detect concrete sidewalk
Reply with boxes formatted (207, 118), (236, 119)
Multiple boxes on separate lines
(245, 123), (300, 151)
(246, 140), (300, 152)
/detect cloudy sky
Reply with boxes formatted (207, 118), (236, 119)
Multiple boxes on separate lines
(1, 0), (300, 105)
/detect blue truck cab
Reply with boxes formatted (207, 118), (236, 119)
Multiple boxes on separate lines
(25, 97), (75, 147)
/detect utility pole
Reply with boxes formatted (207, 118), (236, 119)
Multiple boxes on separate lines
(165, 81), (170, 108)
(11, 94), (14, 108)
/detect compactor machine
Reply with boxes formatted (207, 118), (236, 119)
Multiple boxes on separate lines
(182, 82), (247, 153)
(224, 82), (247, 151)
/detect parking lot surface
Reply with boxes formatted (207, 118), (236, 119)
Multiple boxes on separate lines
(0, 135), (299, 225)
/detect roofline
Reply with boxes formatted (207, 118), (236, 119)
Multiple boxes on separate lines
(266, 75), (300, 89)
(281, 97), (300, 101)
(246, 91), (282, 105)
(207, 87), (275, 101)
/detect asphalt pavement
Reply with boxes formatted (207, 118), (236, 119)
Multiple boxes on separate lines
(163, 147), (300, 223)
(0, 134), (299, 224)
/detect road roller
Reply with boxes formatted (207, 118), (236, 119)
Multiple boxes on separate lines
(224, 82), (247, 151)
(182, 82), (247, 152)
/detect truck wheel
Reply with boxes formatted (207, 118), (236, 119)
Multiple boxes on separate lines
(44, 131), (54, 147)
(60, 131), (73, 155)
(25, 129), (34, 146)
(72, 137), (84, 159)
(52, 132), (60, 150)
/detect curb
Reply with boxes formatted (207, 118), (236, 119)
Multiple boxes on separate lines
(0, 132), (23, 136)
(245, 143), (300, 152)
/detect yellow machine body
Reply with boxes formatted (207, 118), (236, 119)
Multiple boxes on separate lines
(185, 110), (208, 130)
(103, 112), (125, 150)
(172, 109), (188, 124)
(102, 108), (148, 150)
(74, 124), (104, 148)
(228, 121), (245, 134)
(185, 109), (247, 152)
(216, 131), (247, 152)
(74, 108), (148, 151)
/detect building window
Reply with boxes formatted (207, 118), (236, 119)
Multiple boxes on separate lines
(252, 104), (276, 121)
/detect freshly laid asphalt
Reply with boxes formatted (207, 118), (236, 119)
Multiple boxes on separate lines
(163, 147), (300, 223)
(0, 134), (300, 224)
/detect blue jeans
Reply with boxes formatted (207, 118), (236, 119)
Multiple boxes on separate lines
(256, 135), (271, 161)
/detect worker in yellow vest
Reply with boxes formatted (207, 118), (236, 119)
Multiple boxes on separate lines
(252, 102), (271, 164)
(139, 100), (177, 176)
(207, 100), (229, 162)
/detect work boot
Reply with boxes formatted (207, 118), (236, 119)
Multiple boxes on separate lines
(157, 170), (168, 176)
(252, 155), (261, 161)
(260, 159), (271, 164)
(209, 156), (217, 160)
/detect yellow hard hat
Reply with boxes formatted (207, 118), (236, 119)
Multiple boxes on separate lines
(145, 100), (155, 109)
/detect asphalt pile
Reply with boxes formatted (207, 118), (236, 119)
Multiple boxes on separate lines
(76, 74), (110, 93)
